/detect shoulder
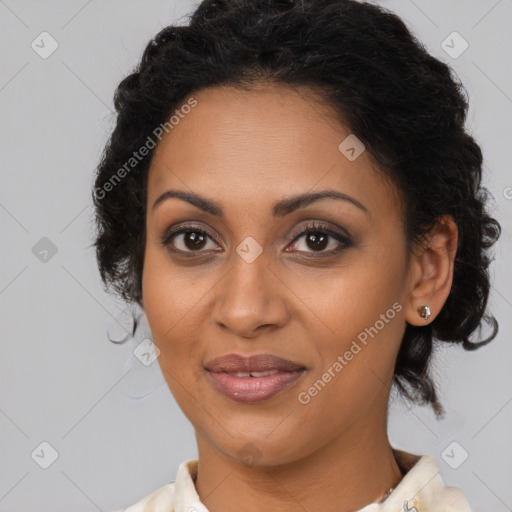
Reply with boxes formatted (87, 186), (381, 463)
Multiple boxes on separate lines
(108, 458), (202, 512)
(108, 483), (175, 512)
(382, 449), (473, 512)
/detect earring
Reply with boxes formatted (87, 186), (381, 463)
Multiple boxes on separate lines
(417, 305), (431, 320)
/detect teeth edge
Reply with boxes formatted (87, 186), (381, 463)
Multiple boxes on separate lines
(230, 370), (280, 377)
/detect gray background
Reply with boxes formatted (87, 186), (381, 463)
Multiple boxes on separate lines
(1, 0), (511, 510)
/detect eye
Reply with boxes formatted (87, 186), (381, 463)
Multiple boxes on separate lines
(286, 221), (352, 256)
(160, 221), (353, 257)
(160, 225), (220, 254)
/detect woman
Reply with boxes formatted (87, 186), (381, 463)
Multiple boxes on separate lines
(92, 0), (501, 510)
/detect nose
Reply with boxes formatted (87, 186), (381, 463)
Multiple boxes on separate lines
(211, 250), (290, 338)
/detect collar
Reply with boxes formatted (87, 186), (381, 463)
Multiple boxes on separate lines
(138, 449), (472, 512)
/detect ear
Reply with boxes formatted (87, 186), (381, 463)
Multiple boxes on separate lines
(404, 215), (458, 326)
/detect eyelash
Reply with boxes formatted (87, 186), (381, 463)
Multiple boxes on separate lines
(159, 221), (353, 258)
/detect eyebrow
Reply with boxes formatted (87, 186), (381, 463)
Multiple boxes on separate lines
(151, 189), (369, 217)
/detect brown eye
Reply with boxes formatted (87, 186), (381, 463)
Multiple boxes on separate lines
(287, 222), (353, 256)
(160, 221), (352, 258)
(160, 226), (219, 253)
(181, 231), (208, 250)
(303, 231), (329, 251)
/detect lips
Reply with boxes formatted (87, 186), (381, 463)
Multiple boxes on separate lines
(204, 353), (306, 403)
(204, 353), (306, 374)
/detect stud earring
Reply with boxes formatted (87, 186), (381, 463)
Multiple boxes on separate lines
(417, 305), (431, 320)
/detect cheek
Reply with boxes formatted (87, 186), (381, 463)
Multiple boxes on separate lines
(141, 248), (211, 384)
(142, 246), (200, 336)
(141, 249), (172, 336)
(291, 242), (406, 340)
(294, 241), (407, 400)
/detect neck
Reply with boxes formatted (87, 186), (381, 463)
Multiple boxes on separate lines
(194, 416), (403, 512)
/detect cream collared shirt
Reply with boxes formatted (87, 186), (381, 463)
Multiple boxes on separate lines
(111, 449), (472, 512)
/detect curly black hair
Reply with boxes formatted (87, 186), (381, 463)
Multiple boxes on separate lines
(92, 0), (501, 416)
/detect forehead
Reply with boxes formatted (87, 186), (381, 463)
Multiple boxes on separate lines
(147, 84), (400, 218)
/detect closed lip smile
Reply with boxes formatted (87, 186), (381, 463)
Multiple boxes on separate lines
(204, 353), (307, 404)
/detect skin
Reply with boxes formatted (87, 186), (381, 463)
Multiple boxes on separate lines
(141, 83), (458, 512)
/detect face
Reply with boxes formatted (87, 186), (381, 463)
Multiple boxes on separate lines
(142, 83), (412, 466)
